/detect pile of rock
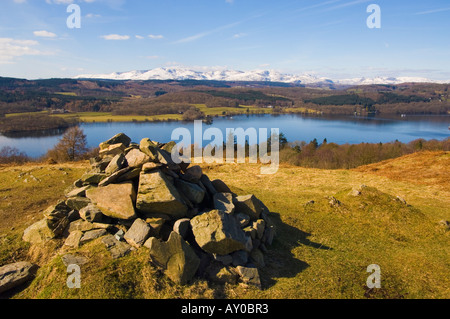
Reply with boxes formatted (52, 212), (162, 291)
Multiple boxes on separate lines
(23, 133), (276, 289)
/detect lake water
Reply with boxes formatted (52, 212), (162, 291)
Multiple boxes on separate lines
(1, 114), (449, 158)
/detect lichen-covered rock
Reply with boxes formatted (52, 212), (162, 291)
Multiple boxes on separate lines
(190, 210), (247, 255)
(146, 232), (200, 285)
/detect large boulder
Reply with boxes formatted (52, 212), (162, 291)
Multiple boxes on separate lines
(0, 262), (37, 294)
(86, 182), (137, 220)
(190, 210), (247, 255)
(146, 232), (200, 285)
(136, 170), (187, 219)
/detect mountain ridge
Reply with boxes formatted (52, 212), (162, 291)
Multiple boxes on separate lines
(75, 66), (448, 85)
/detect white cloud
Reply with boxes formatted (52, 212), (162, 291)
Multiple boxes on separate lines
(135, 35), (144, 39)
(33, 30), (57, 38)
(86, 13), (102, 18)
(148, 34), (164, 40)
(0, 38), (46, 64)
(100, 34), (130, 40)
(233, 33), (247, 39)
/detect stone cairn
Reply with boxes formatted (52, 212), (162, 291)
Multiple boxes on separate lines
(22, 133), (276, 289)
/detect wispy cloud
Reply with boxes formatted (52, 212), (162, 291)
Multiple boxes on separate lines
(324, 0), (372, 11)
(294, 0), (341, 13)
(415, 7), (450, 15)
(100, 34), (130, 40)
(173, 21), (242, 44)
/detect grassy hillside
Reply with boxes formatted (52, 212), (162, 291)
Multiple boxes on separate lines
(0, 152), (448, 299)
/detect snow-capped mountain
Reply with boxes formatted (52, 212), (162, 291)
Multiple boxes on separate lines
(75, 67), (444, 85)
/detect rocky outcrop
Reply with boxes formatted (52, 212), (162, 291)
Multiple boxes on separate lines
(22, 133), (276, 289)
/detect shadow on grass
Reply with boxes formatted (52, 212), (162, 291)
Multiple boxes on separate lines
(260, 212), (332, 290)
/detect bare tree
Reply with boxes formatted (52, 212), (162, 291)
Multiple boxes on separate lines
(47, 126), (88, 162)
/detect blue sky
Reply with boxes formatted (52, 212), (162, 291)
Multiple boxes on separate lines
(0, 0), (449, 80)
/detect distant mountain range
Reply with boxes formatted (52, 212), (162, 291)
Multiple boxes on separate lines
(75, 67), (448, 85)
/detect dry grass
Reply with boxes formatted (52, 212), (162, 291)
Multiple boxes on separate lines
(355, 151), (450, 191)
(1, 152), (449, 299)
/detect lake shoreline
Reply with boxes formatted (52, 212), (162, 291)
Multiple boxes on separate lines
(1, 113), (449, 158)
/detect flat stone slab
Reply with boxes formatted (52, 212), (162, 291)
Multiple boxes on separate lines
(102, 235), (132, 259)
(80, 229), (108, 245)
(86, 182), (137, 220)
(61, 254), (89, 267)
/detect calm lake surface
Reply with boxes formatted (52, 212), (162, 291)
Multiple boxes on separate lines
(1, 114), (449, 158)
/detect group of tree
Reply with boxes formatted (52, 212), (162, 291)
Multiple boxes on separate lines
(279, 137), (450, 169)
